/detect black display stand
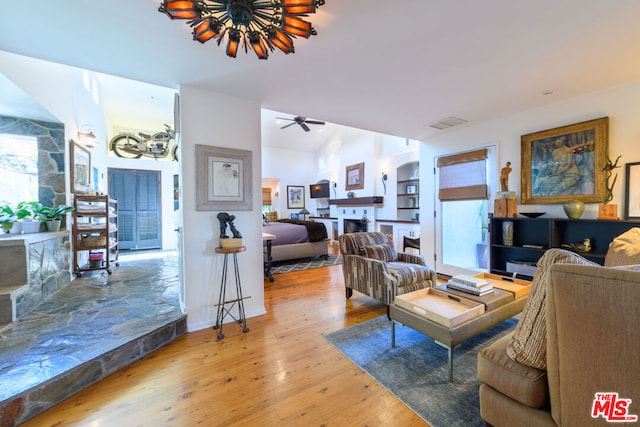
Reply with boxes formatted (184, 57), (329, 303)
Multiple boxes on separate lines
(213, 246), (250, 339)
(489, 216), (640, 279)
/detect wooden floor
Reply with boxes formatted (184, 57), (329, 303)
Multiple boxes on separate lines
(23, 262), (428, 426)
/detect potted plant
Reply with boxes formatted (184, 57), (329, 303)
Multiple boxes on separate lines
(17, 201), (44, 233)
(0, 207), (18, 234)
(1, 203), (32, 234)
(38, 204), (75, 231)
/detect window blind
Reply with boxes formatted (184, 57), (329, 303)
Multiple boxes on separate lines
(262, 188), (272, 206)
(437, 148), (488, 201)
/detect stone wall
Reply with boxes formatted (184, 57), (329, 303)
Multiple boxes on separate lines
(17, 233), (71, 317)
(0, 115), (66, 207)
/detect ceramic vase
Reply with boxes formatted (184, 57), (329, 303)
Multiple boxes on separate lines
(46, 219), (61, 232)
(563, 200), (585, 219)
(21, 220), (41, 233)
(9, 222), (22, 234)
(502, 221), (514, 246)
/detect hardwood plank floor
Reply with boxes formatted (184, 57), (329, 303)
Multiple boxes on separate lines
(22, 262), (428, 426)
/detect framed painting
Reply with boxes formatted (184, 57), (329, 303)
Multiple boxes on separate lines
(624, 162), (640, 219)
(520, 117), (609, 204)
(345, 162), (364, 190)
(287, 185), (305, 209)
(70, 140), (91, 194)
(195, 144), (252, 211)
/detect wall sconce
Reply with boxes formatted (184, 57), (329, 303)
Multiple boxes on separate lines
(381, 172), (388, 195)
(77, 125), (99, 148)
(274, 190), (279, 198)
(332, 181), (337, 198)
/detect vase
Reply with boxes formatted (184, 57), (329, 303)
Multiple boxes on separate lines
(502, 221), (514, 246)
(21, 220), (41, 233)
(9, 222), (22, 234)
(563, 200), (585, 219)
(46, 219), (61, 232)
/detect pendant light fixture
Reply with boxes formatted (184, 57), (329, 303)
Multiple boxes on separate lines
(159, 0), (325, 60)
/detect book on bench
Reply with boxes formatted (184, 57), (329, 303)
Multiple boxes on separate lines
(436, 284), (514, 311)
(446, 282), (494, 296)
(447, 275), (493, 296)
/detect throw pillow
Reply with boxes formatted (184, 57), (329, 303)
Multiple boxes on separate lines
(507, 248), (598, 370)
(604, 227), (640, 267)
(364, 243), (398, 262)
(265, 211), (278, 222)
(262, 213), (270, 226)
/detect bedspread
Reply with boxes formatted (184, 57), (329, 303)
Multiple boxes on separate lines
(263, 220), (327, 246)
(275, 219), (327, 242)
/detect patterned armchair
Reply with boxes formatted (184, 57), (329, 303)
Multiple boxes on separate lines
(338, 232), (436, 310)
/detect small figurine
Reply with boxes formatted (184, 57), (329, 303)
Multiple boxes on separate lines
(561, 237), (591, 253)
(217, 212), (242, 239)
(500, 161), (512, 192)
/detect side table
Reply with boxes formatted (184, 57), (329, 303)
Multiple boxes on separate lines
(213, 246), (250, 339)
(263, 232), (275, 282)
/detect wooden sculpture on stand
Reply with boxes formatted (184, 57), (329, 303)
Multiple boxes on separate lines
(495, 161), (517, 218)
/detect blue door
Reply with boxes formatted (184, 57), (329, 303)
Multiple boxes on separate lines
(109, 169), (162, 250)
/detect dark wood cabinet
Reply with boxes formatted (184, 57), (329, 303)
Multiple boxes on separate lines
(489, 216), (640, 279)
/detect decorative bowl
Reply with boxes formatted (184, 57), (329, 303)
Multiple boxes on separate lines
(520, 212), (546, 218)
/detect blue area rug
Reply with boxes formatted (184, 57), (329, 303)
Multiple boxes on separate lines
(324, 315), (518, 427)
(270, 254), (341, 274)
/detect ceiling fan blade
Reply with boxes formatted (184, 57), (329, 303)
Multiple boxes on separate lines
(276, 117), (294, 121)
(300, 123), (311, 132)
(280, 122), (297, 129)
(304, 120), (325, 125)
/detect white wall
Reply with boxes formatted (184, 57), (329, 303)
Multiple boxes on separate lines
(419, 79), (640, 265)
(0, 51), (180, 252)
(262, 146), (314, 218)
(0, 51), (107, 201)
(180, 85), (265, 332)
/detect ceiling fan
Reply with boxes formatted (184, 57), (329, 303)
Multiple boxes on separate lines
(277, 116), (325, 132)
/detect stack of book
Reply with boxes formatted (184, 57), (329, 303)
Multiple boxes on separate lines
(447, 275), (493, 296)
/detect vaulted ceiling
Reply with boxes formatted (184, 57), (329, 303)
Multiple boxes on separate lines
(2, 1), (640, 150)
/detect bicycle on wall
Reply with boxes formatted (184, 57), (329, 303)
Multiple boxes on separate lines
(109, 124), (178, 161)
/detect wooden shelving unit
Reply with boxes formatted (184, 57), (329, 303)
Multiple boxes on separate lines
(72, 195), (119, 276)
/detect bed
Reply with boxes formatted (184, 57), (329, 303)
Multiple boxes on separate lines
(263, 218), (329, 263)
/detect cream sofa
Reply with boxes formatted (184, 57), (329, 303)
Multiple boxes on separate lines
(478, 232), (640, 426)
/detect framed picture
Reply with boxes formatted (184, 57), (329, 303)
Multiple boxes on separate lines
(520, 117), (609, 204)
(624, 162), (640, 219)
(195, 144), (252, 211)
(70, 140), (91, 194)
(345, 162), (364, 190)
(287, 185), (305, 209)
(406, 185), (417, 194)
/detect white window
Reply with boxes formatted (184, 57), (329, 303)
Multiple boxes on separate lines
(0, 134), (38, 205)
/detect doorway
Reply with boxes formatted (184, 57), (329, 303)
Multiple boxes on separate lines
(109, 168), (162, 251)
(434, 146), (496, 277)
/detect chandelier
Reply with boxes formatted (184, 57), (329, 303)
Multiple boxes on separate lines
(159, 0), (325, 60)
